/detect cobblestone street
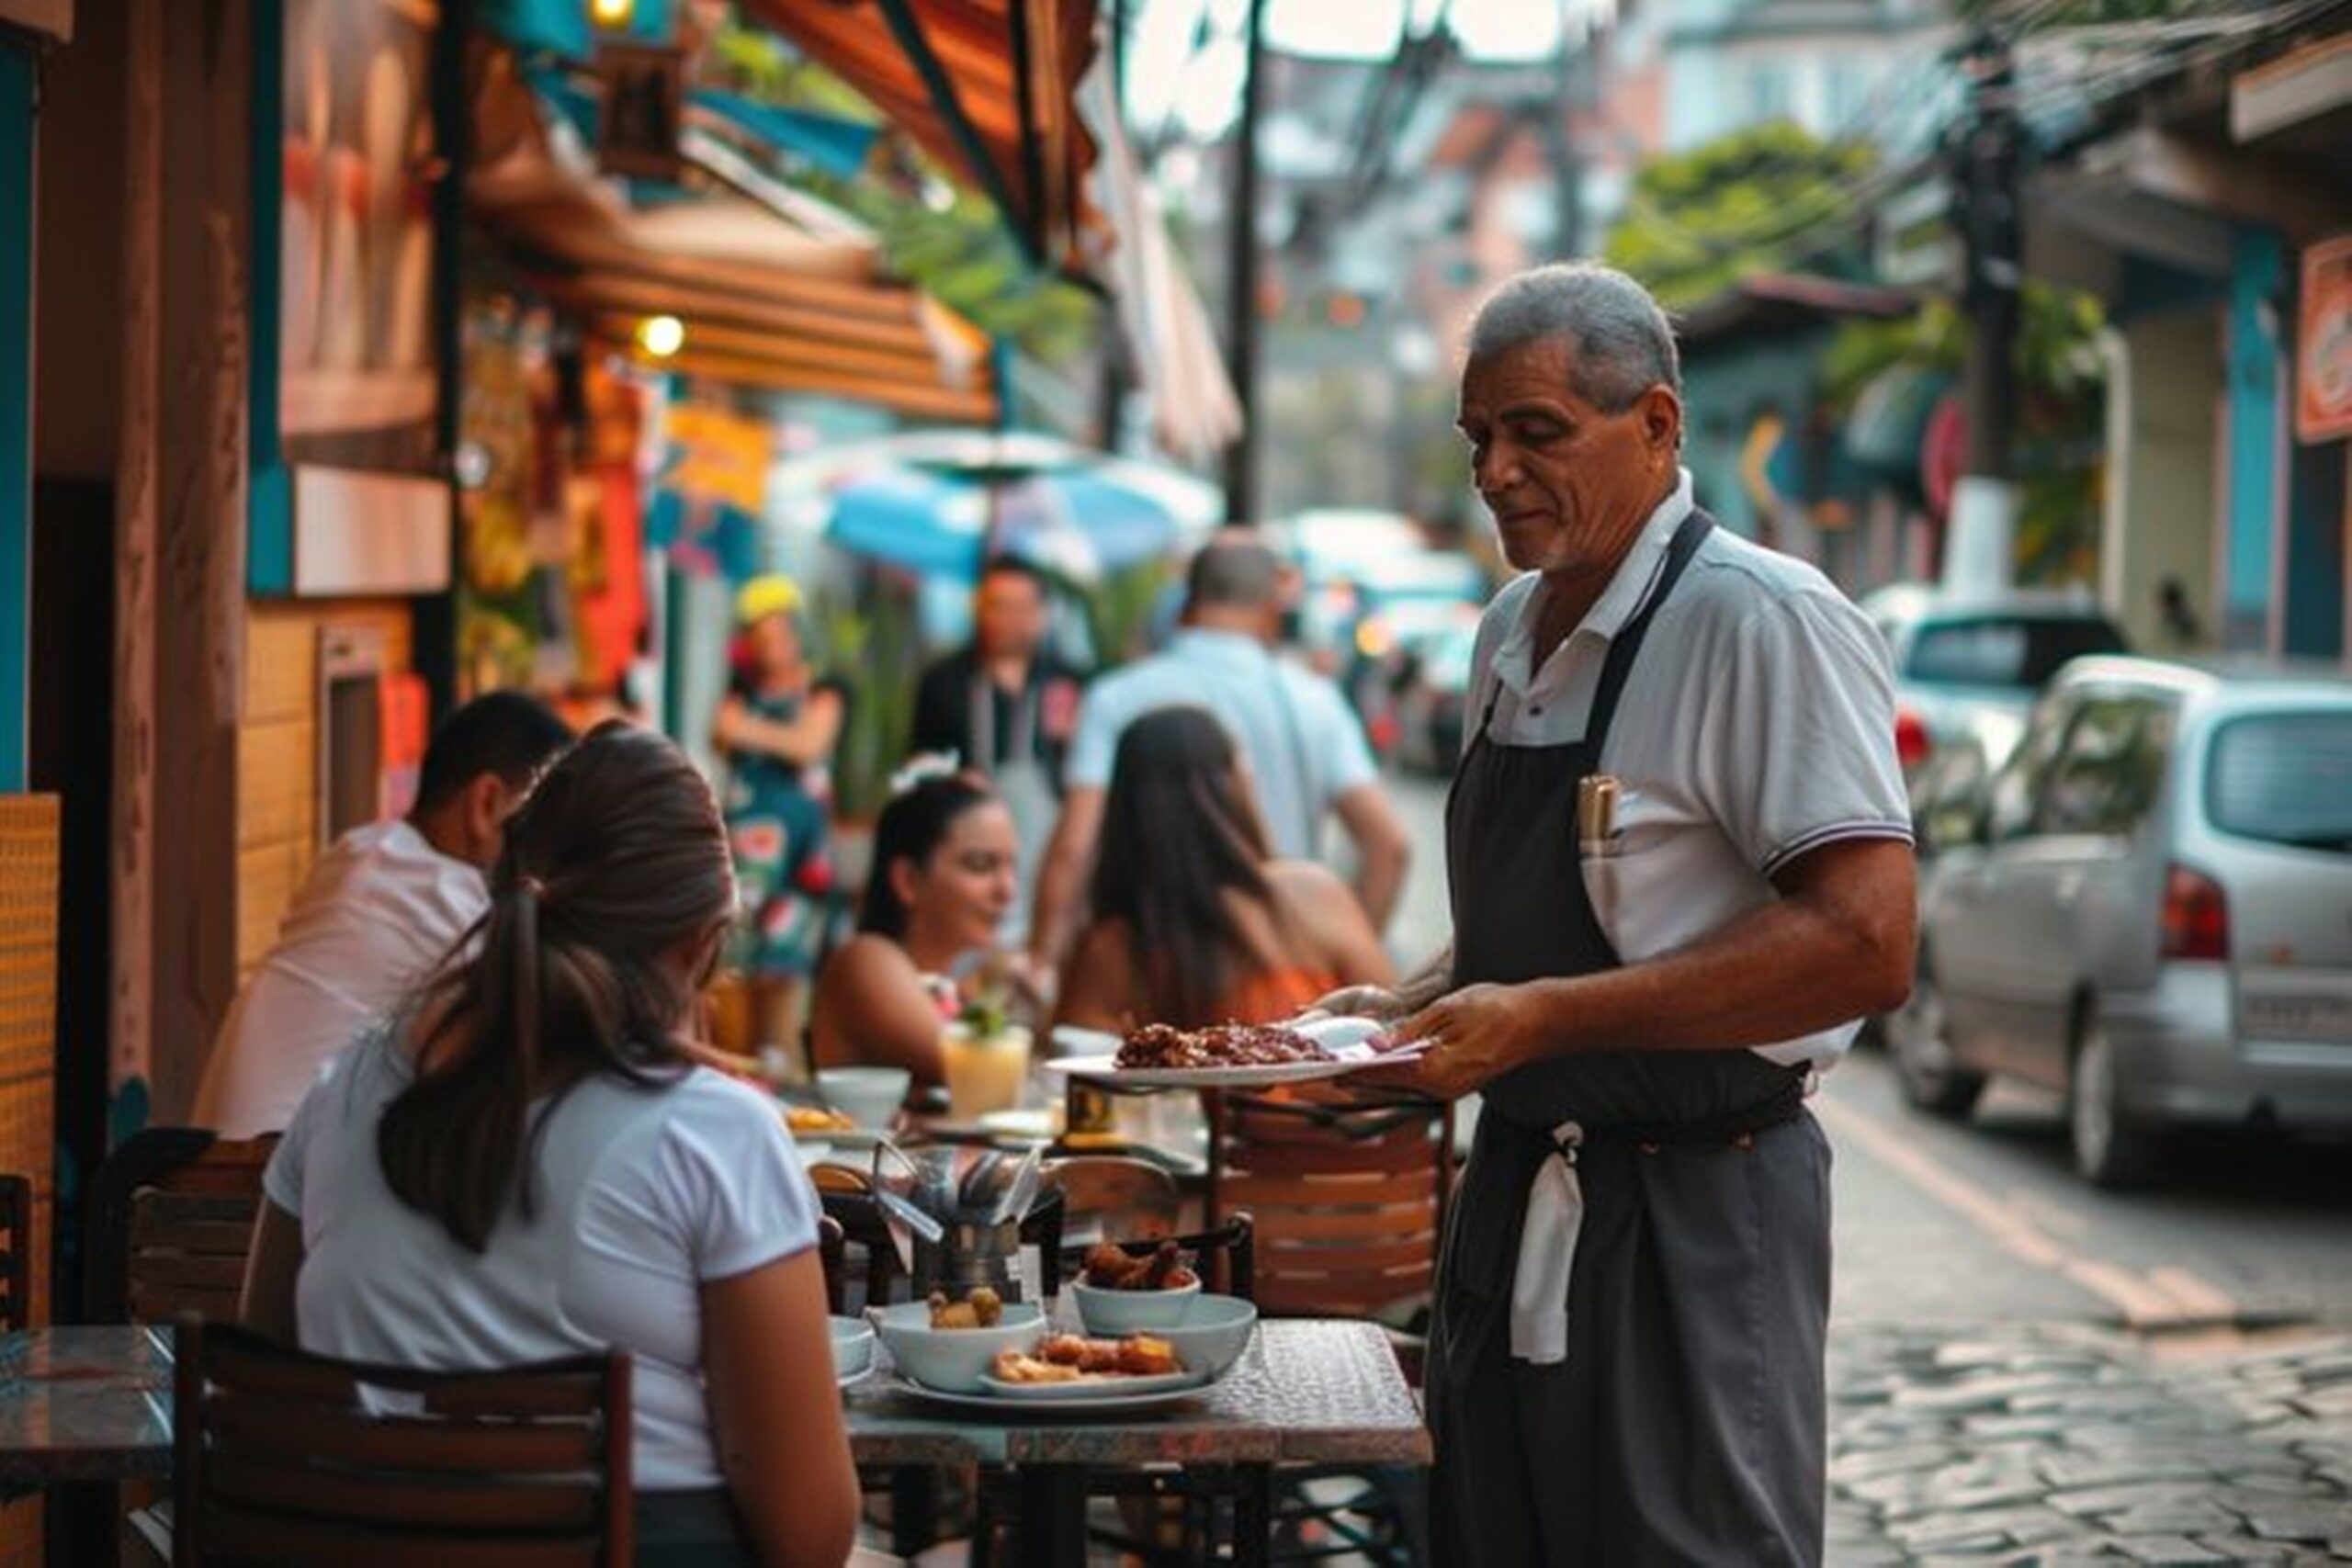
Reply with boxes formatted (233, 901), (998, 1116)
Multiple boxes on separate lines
(1827, 1325), (2352, 1564)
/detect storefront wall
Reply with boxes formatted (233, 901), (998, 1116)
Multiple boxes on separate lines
(2100, 308), (2223, 654)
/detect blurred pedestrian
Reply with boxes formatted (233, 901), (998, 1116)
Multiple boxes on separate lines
(712, 574), (843, 1059)
(809, 766), (1023, 1087)
(910, 555), (1085, 944)
(1029, 533), (1410, 966)
(193, 692), (574, 1138)
(1057, 706), (1390, 1032)
(1342, 264), (1916, 1565)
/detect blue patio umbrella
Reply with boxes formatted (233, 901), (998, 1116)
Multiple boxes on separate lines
(779, 431), (1221, 584)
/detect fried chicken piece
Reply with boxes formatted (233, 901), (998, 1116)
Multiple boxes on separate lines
(967, 1286), (1002, 1327)
(1115, 1334), (1181, 1377)
(991, 1348), (1083, 1383)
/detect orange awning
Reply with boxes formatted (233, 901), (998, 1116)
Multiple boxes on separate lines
(467, 48), (997, 423)
(741, 0), (1103, 276)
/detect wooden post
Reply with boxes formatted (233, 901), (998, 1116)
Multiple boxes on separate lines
(117, 0), (249, 1126)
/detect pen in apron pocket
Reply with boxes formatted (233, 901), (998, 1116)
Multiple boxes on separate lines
(1577, 773), (1622, 858)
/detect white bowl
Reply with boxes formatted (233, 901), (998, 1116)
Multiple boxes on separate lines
(874, 1299), (1046, 1393)
(1071, 1275), (1202, 1335)
(817, 1066), (911, 1133)
(830, 1315), (876, 1381)
(1154, 1294), (1258, 1380)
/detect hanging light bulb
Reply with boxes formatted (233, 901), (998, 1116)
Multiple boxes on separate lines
(636, 315), (685, 358)
(591, 0), (636, 27)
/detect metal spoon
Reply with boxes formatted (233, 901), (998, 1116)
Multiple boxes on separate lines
(958, 1150), (1007, 1218)
(874, 1187), (945, 1246)
(991, 1144), (1045, 1226)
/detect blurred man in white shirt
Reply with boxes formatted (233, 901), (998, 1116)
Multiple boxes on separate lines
(192, 692), (574, 1137)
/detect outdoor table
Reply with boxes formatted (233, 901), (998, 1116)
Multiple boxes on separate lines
(846, 1316), (1430, 1566)
(0, 1325), (173, 1489)
(0, 1318), (1430, 1566)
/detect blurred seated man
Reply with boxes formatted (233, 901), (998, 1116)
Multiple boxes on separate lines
(191, 692), (574, 1137)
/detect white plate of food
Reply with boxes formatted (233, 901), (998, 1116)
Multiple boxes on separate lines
(894, 1376), (1212, 1415)
(1045, 1017), (1424, 1089)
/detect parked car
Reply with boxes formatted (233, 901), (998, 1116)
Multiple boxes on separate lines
(1860, 583), (2129, 775)
(1886, 656), (2352, 1185)
(1390, 620), (1480, 775)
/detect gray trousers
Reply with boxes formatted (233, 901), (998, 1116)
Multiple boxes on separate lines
(1425, 1111), (1833, 1566)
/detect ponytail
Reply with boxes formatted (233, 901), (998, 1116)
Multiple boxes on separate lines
(378, 724), (735, 1253)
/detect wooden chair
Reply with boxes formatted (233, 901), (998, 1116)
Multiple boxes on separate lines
(1212, 1094), (1450, 1567)
(0, 1171), (31, 1332)
(1210, 1093), (1451, 1325)
(85, 1130), (278, 1325)
(1041, 1155), (1182, 1257)
(169, 1315), (633, 1564)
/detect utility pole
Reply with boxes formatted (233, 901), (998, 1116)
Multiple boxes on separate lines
(1096, 0), (1130, 452)
(1946, 27), (2021, 592)
(1222, 0), (1268, 525)
(1546, 0), (1585, 259)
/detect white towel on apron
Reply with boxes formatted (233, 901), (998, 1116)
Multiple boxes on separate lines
(1510, 1121), (1585, 1363)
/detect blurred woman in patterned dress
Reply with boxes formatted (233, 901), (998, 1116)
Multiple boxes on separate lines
(712, 575), (842, 1062)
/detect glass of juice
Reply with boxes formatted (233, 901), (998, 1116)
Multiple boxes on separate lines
(942, 1022), (1033, 1122)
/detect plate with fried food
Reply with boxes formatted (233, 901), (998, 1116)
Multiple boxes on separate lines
(1044, 1016), (1423, 1089)
(783, 1103), (859, 1138)
(894, 1331), (1213, 1413)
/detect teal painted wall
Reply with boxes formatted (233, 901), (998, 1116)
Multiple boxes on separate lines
(2222, 227), (2285, 651)
(2282, 436), (2346, 660)
(1683, 329), (1836, 539)
(0, 43), (34, 791)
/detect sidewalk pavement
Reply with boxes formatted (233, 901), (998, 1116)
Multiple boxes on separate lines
(1829, 1325), (2352, 1564)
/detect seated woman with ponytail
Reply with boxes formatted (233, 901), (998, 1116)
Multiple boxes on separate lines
(241, 723), (860, 1568)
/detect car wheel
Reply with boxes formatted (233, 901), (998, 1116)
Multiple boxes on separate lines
(1887, 957), (1984, 1118)
(2069, 1020), (2155, 1188)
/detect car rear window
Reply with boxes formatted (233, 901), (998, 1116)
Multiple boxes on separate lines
(1905, 616), (2126, 688)
(2206, 711), (2352, 853)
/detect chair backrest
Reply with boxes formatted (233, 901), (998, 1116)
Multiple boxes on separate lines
(1045, 1156), (1182, 1252)
(173, 1315), (633, 1566)
(1210, 1094), (1451, 1319)
(817, 1188), (903, 1315)
(0, 1171), (29, 1332)
(85, 1129), (279, 1325)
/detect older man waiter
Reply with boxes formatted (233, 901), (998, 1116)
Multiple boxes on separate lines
(1340, 265), (1917, 1563)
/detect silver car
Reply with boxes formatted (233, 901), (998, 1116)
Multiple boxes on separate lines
(1888, 656), (2352, 1185)
(1861, 583), (2128, 773)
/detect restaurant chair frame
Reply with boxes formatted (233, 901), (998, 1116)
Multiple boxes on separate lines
(85, 1129), (278, 1327)
(170, 1314), (633, 1565)
(0, 1170), (29, 1333)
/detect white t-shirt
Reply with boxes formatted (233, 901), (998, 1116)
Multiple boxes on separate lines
(1065, 628), (1379, 858)
(264, 1026), (820, 1490)
(194, 820), (485, 1138)
(1464, 469), (1913, 1070)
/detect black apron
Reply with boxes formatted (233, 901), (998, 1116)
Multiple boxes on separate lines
(1427, 509), (1832, 1566)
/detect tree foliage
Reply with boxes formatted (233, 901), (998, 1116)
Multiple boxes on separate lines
(1602, 123), (1878, 309)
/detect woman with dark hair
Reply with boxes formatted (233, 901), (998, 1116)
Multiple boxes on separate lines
(243, 723), (859, 1567)
(808, 767), (1020, 1086)
(1057, 706), (1392, 1031)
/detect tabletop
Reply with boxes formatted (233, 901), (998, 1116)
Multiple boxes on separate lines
(0, 1325), (174, 1484)
(844, 1317), (1430, 1469)
(0, 1318), (1430, 1484)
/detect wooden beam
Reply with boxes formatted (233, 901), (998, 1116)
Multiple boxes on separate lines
(581, 313), (987, 393)
(661, 347), (997, 423)
(112, 0), (160, 1134)
(529, 272), (950, 357)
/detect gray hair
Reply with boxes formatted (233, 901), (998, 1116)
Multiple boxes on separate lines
(1185, 534), (1283, 611)
(1465, 264), (1681, 412)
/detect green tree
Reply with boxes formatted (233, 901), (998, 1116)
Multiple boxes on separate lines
(1603, 123), (1878, 308)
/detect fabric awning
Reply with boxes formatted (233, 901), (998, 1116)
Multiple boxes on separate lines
(741, 0), (1103, 275)
(469, 48), (998, 424)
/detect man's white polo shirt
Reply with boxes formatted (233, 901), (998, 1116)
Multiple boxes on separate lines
(1067, 627), (1378, 859)
(1463, 469), (1912, 1070)
(192, 818), (487, 1137)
